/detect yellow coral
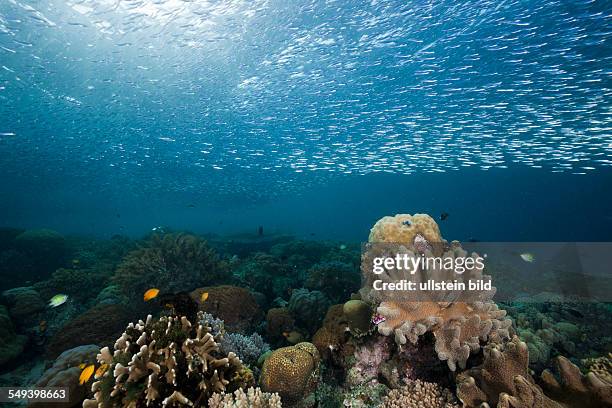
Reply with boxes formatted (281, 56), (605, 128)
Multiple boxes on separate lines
(260, 342), (320, 407)
(368, 213), (442, 245)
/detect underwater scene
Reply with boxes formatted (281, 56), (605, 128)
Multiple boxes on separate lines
(0, 0), (611, 407)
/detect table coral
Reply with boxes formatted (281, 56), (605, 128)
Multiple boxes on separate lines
(191, 285), (263, 333)
(208, 387), (282, 408)
(113, 232), (229, 297)
(381, 379), (460, 408)
(82, 311), (251, 408)
(361, 214), (512, 371)
(260, 342), (320, 407)
(30, 344), (99, 408)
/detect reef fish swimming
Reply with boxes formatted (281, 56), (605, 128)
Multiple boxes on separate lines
(520, 253), (535, 263)
(143, 288), (160, 301)
(48, 294), (68, 308)
(79, 365), (95, 385)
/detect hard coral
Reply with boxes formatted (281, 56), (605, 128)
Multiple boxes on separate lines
(361, 214), (512, 371)
(208, 387), (282, 408)
(381, 379), (460, 408)
(113, 233), (228, 297)
(305, 261), (360, 304)
(191, 285), (263, 333)
(266, 308), (295, 344)
(260, 342), (320, 407)
(0, 305), (27, 367)
(221, 333), (270, 367)
(288, 289), (331, 335)
(83, 311), (252, 408)
(46, 304), (133, 359)
(368, 214), (442, 251)
(30, 344), (99, 408)
(1, 286), (45, 321)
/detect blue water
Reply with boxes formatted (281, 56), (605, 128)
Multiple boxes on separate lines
(0, 0), (611, 241)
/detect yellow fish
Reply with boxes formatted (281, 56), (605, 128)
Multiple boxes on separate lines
(78, 363), (86, 369)
(95, 363), (109, 378)
(200, 292), (209, 302)
(143, 288), (160, 302)
(79, 365), (95, 385)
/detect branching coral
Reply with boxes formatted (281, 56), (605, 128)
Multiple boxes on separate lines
(220, 333), (270, 367)
(83, 311), (252, 407)
(208, 387), (282, 408)
(360, 214), (512, 371)
(260, 342), (320, 407)
(113, 233), (229, 297)
(381, 379), (459, 408)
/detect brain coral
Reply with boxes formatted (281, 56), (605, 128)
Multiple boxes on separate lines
(113, 233), (229, 297)
(208, 387), (282, 408)
(191, 285), (263, 333)
(381, 379), (460, 408)
(361, 214), (512, 371)
(260, 342), (320, 407)
(83, 311), (252, 408)
(30, 344), (99, 408)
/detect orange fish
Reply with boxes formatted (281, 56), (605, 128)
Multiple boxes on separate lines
(95, 363), (109, 378)
(79, 365), (95, 385)
(143, 288), (160, 302)
(200, 292), (209, 302)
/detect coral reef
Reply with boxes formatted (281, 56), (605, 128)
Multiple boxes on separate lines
(368, 214), (443, 252)
(208, 387), (282, 408)
(113, 233), (229, 297)
(343, 300), (372, 337)
(83, 311), (252, 407)
(1, 286), (45, 322)
(305, 261), (360, 304)
(361, 214), (512, 371)
(14, 229), (68, 276)
(288, 289), (331, 335)
(191, 285), (263, 333)
(341, 382), (389, 408)
(30, 344), (99, 408)
(46, 304), (133, 359)
(221, 333), (271, 367)
(583, 353), (612, 385)
(266, 308), (296, 344)
(457, 335), (612, 408)
(381, 379), (460, 408)
(260, 342), (320, 407)
(0, 305), (27, 367)
(235, 253), (296, 300)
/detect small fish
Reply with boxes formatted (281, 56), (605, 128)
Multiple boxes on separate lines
(372, 314), (386, 325)
(402, 220), (412, 226)
(78, 363), (86, 369)
(48, 294), (68, 308)
(79, 364), (95, 385)
(520, 253), (535, 263)
(187, 203), (196, 208)
(95, 363), (109, 378)
(439, 212), (449, 221)
(339, 244), (347, 250)
(200, 292), (209, 302)
(143, 288), (160, 302)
